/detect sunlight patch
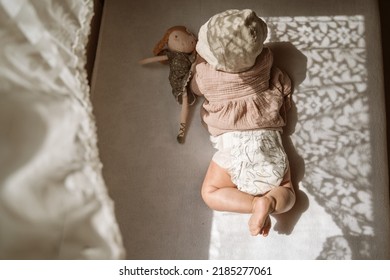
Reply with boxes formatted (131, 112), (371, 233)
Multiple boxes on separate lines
(209, 15), (371, 259)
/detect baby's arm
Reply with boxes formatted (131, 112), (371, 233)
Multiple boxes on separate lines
(190, 75), (202, 96)
(189, 55), (206, 96)
(138, 55), (168, 65)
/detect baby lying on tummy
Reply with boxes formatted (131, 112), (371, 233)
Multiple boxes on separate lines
(190, 9), (296, 236)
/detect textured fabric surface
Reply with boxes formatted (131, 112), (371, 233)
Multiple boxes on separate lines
(0, 0), (124, 259)
(192, 48), (291, 136)
(196, 9), (268, 72)
(91, 0), (389, 259)
(211, 130), (287, 195)
(162, 49), (197, 105)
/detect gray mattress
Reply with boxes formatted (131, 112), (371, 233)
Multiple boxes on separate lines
(91, 0), (390, 259)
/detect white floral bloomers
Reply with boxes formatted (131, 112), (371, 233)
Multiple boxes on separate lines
(211, 130), (288, 195)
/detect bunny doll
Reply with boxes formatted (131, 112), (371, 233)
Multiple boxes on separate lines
(139, 26), (197, 143)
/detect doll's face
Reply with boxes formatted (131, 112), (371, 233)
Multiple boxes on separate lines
(167, 30), (196, 53)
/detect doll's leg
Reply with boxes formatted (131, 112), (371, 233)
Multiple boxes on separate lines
(177, 93), (188, 143)
(201, 161), (295, 236)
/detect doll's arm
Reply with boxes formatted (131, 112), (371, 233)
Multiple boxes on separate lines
(138, 55), (168, 65)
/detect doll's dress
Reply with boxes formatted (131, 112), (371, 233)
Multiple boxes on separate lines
(162, 50), (197, 105)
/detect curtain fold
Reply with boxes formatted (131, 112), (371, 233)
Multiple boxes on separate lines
(0, 0), (125, 259)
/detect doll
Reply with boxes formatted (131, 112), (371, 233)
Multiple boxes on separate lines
(139, 26), (197, 143)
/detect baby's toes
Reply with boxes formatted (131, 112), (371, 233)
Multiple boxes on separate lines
(261, 216), (272, 237)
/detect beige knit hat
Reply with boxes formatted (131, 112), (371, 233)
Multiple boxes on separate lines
(196, 9), (268, 73)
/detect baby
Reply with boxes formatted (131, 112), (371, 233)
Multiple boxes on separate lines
(190, 9), (296, 236)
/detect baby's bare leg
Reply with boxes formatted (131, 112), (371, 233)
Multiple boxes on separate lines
(264, 167), (296, 214)
(201, 161), (253, 213)
(201, 161), (272, 236)
(201, 161), (295, 236)
(249, 168), (296, 236)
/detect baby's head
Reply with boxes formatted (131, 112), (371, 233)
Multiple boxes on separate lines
(196, 9), (268, 73)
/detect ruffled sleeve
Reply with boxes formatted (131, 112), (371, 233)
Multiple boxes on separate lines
(190, 61), (205, 97)
(269, 67), (292, 124)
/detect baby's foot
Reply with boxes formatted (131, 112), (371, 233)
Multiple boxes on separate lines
(248, 196), (274, 236)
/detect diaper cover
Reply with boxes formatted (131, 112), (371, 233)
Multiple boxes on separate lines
(211, 130), (288, 195)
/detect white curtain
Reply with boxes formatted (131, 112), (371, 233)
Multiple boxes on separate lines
(0, 0), (125, 259)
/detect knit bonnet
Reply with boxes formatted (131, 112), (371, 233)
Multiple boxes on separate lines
(196, 9), (268, 73)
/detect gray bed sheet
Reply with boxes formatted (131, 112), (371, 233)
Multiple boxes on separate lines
(91, 0), (390, 259)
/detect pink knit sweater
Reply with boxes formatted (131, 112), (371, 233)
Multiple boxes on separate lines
(191, 48), (292, 136)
